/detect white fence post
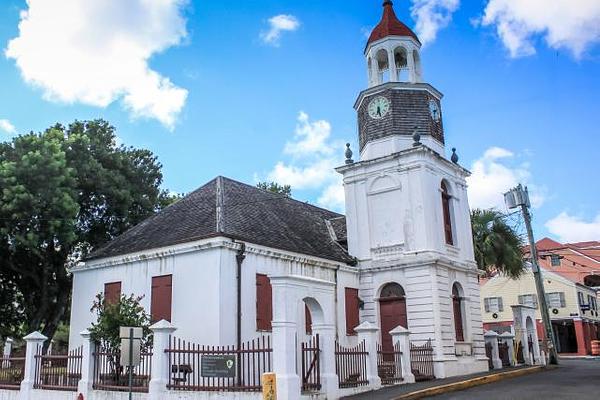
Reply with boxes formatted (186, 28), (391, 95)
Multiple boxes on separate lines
(77, 329), (95, 399)
(312, 323), (339, 399)
(390, 326), (415, 384)
(149, 319), (177, 400)
(483, 331), (502, 369)
(354, 321), (382, 390)
(2, 338), (12, 368)
(20, 331), (47, 400)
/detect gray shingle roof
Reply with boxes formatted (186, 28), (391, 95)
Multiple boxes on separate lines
(87, 177), (353, 264)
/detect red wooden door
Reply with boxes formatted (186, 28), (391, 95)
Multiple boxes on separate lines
(380, 298), (407, 354)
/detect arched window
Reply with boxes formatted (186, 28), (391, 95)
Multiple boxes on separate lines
(452, 283), (464, 342)
(393, 47), (408, 81)
(380, 282), (405, 299)
(376, 49), (390, 83)
(412, 49), (422, 82)
(441, 181), (454, 245)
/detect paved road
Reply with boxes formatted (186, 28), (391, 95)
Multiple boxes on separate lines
(433, 359), (600, 400)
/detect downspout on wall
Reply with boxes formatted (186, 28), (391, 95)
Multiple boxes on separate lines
(235, 241), (246, 385)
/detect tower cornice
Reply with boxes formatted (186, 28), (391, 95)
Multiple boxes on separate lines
(354, 81), (443, 110)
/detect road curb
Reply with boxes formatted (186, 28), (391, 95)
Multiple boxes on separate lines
(392, 366), (552, 399)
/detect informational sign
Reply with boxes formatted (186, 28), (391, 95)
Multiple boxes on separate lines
(580, 304), (591, 311)
(119, 327), (143, 339)
(201, 355), (236, 378)
(262, 373), (276, 400)
(119, 326), (143, 367)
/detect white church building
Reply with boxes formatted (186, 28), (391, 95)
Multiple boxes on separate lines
(66, 1), (488, 398)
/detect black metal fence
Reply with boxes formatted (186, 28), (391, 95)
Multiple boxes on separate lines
(335, 340), (369, 388)
(34, 346), (83, 391)
(377, 342), (403, 385)
(92, 346), (152, 392)
(410, 339), (434, 381)
(0, 356), (25, 390)
(165, 336), (272, 392)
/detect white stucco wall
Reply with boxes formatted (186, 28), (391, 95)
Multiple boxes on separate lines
(69, 237), (359, 350)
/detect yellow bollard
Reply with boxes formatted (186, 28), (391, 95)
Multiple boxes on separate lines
(262, 372), (277, 400)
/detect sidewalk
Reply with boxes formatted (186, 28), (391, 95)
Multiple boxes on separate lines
(342, 366), (548, 400)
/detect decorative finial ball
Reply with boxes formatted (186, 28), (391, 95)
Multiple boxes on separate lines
(412, 126), (421, 146)
(345, 143), (354, 164)
(451, 147), (459, 164)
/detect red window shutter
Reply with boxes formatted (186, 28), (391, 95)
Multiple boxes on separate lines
(104, 282), (121, 306)
(345, 288), (360, 335)
(256, 274), (272, 331)
(151, 275), (172, 323)
(305, 305), (312, 334)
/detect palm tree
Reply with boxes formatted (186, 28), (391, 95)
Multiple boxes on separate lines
(471, 209), (524, 279)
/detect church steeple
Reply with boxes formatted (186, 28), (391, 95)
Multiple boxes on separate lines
(365, 1), (423, 87)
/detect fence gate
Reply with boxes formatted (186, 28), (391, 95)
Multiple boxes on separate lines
(377, 342), (403, 385)
(485, 342), (493, 369)
(410, 339), (435, 382)
(498, 341), (510, 367)
(301, 334), (321, 392)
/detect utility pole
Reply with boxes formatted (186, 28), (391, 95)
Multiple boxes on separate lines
(504, 184), (559, 365)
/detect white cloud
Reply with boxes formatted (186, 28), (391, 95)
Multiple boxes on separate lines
(411, 0), (460, 46)
(0, 119), (16, 134)
(467, 146), (545, 210)
(260, 14), (300, 46)
(5, 0), (189, 129)
(481, 0), (600, 58)
(260, 112), (346, 211)
(546, 212), (600, 243)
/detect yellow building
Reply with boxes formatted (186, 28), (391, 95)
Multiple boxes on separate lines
(480, 267), (599, 355)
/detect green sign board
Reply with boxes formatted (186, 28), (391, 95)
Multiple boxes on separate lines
(201, 355), (236, 378)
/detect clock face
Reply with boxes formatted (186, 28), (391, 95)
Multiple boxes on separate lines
(368, 96), (390, 119)
(429, 99), (441, 122)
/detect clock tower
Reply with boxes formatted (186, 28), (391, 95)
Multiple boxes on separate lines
(357, 0), (444, 161)
(337, 1), (488, 379)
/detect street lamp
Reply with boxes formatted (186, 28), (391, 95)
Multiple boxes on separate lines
(504, 184), (559, 365)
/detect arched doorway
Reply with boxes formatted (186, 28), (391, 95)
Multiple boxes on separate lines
(379, 283), (407, 354)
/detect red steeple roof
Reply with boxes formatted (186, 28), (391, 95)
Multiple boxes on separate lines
(367, 1), (420, 47)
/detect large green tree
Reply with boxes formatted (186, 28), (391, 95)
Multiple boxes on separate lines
(471, 208), (525, 279)
(0, 120), (171, 341)
(256, 181), (291, 197)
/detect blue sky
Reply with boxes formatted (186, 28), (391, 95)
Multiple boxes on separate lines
(1, 0), (599, 243)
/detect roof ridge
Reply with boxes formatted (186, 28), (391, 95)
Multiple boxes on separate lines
(219, 176), (345, 217)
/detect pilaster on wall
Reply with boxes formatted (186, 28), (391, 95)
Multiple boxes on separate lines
(467, 272), (486, 359)
(359, 272), (377, 325)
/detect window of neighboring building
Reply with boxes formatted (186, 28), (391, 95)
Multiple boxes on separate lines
(441, 181), (454, 246)
(345, 288), (360, 335)
(550, 255), (561, 267)
(578, 291), (585, 307)
(256, 274), (272, 331)
(547, 292), (566, 308)
(518, 294), (538, 309)
(151, 275), (172, 322)
(588, 295), (597, 311)
(104, 282), (121, 306)
(484, 297), (503, 313)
